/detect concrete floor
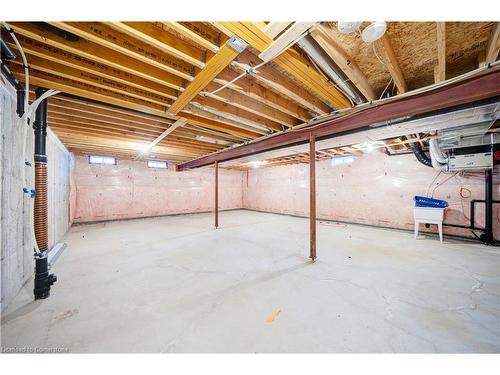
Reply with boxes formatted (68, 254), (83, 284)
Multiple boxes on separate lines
(1, 210), (499, 353)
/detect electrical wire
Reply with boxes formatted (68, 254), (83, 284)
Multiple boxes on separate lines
(372, 42), (387, 69)
(430, 171), (459, 198)
(3, 22), (28, 114)
(426, 170), (442, 197)
(379, 77), (393, 100)
(203, 31), (310, 97)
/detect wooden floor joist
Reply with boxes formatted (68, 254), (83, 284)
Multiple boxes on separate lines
(105, 22), (206, 68)
(48, 22), (195, 80)
(483, 22), (500, 66)
(3, 35), (182, 95)
(309, 25), (376, 101)
(136, 118), (188, 158)
(258, 22), (314, 62)
(435, 22), (447, 82)
(374, 34), (408, 94)
(8, 23), (186, 90)
(167, 40), (243, 115)
(3, 21), (492, 162)
(263, 22), (292, 39)
(163, 22), (219, 53)
(11, 56), (176, 104)
(18, 67), (262, 142)
(215, 22), (351, 109)
(204, 82), (301, 127)
(232, 52), (331, 115)
(214, 69), (312, 121)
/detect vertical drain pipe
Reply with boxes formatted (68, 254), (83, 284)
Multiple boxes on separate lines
(214, 161), (219, 229)
(33, 87), (56, 299)
(309, 134), (317, 261)
(482, 168), (494, 245)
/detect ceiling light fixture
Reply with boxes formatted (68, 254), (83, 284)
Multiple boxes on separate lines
(361, 21), (387, 43)
(250, 160), (264, 169)
(337, 22), (363, 34)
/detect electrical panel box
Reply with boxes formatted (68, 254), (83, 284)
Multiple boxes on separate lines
(447, 144), (493, 171)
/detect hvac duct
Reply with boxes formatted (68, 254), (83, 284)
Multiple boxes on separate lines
(296, 35), (365, 105)
(409, 141), (432, 167)
(429, 138), (449, 171)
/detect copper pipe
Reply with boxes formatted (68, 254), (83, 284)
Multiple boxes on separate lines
(34, 162), (48, 251)
(309, 134), (317, 261)
(215, 160), (219, 229)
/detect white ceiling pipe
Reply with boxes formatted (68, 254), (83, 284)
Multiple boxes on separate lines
(296, 35), (365, 105)
(429, 139), (449, 171)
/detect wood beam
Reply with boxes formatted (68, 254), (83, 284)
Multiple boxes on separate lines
(163, 22), (219, 53)
(137, 118), (188, 158)
(49, 95), (254, 140)
(309, 25), (376, 101)
(48, 22), (194, 80)
(214, 22), (351, 109)
(215, 69), (312, 121)
(181, 109), (262, 139)
(204, 82), (300, 127)
(11, 56), (174, 105)
(105, 22), (205, 68)
(3, 35), (180, 96)
(48, 100), (171, 131)
(263, 22), (292, 39)
(167, 41), (242, 115)
(7, 23), (185, 90)
(233, 51), (331, 115)
(189, 98), (278, 133)
(11, 64), (169, 114)
(50, 123), (220, 154)
(48, 106), (230, 148)
(259, 22), (314, 62)
(177, 68), (500, 170)
(20, 66), (258, 140)
(194, 92), (290, 131)
(483, 22), (500, 66)
(374, 34), (407, 93)
(435, 22), (446, 83)
(53, 132), (201, 158)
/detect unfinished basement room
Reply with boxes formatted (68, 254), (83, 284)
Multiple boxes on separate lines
(1, 3), (500, 363)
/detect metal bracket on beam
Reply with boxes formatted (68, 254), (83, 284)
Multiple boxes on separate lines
(226, 36), (248, 53)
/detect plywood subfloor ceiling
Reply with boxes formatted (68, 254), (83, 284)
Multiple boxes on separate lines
(2, 22), (499, 163)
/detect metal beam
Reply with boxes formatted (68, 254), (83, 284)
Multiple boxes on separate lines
(177, 68), (500, 170)
(215, 161), (219, 229)
(309, 134), (317, 261)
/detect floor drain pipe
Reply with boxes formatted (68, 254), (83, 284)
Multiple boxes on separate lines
(32, 87), (56, 299)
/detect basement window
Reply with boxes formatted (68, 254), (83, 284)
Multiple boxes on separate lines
(89, 155), (116, 165)
(147, 160), (168, 169)
(331, 155), (355, 166)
